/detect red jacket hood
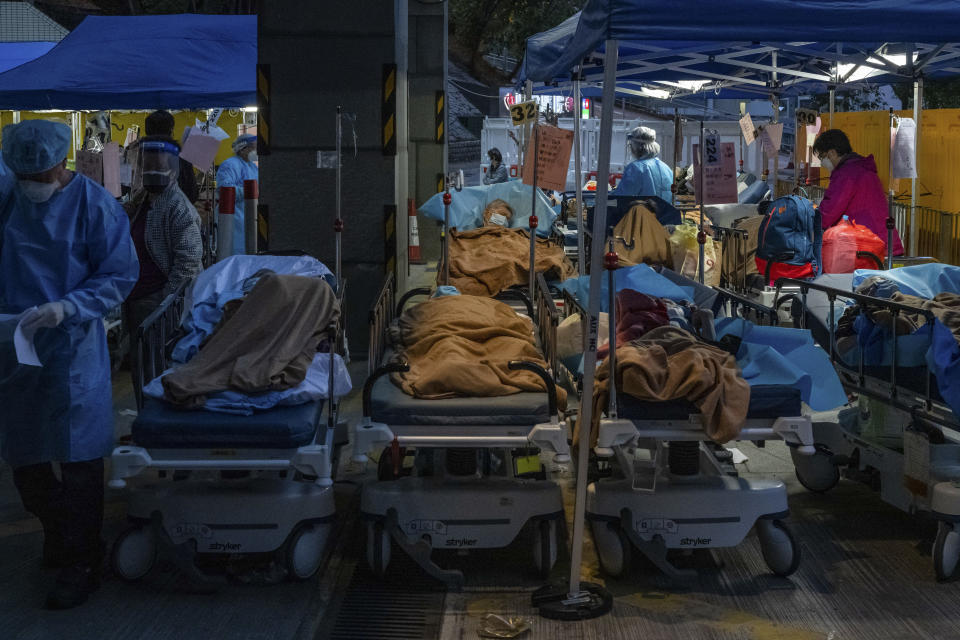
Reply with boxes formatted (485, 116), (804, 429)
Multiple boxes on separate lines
(837, 153), (877, 175)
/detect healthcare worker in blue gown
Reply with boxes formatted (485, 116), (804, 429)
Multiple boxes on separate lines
(611, 125), (674, 202)
(215, 133), (258, 255)
(0, 120), (138, 610)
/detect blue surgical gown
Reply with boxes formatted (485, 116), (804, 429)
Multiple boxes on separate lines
(612, 156), (674, 203)
(216, 156), (259, 256)
(0, 174), (139, 467)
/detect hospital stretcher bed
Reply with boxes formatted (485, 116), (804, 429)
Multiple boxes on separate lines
(776, 274), (960, 581)
(109, 272), (346, 584)
(561, 267), (815, 580)
(352, 273), (570, 587)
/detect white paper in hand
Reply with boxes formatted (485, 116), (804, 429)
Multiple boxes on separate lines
(0, 310), (42, 367)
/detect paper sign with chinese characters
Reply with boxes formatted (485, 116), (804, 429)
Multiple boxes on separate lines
(522, 124), (574, 192)
(760, 123), (783, 158)
(693, 139), (738, 205)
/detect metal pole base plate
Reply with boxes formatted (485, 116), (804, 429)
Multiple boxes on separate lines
(531, 581), (613, 621)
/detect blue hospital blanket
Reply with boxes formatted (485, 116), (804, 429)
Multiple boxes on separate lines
(716, 317), (848, 411)
(418, 181), (557, 236)
(144, 352), (352, 415)
(852, 263), (960, 299)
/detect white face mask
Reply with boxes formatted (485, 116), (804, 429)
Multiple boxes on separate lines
(820, 156), (834, 172)
(247, 151), (258, 163)
(488, 213), (508, 227)
(18, 179), (59, 204)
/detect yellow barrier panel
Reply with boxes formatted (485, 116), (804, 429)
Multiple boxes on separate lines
(0, 109), (246, 168)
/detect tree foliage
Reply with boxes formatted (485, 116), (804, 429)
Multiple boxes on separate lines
(892, 77), (960, 110)
(450, 0), (579, 81)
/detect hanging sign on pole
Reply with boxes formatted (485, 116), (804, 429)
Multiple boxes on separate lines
(510, 100), (539, 126)
(522, 124), (574, 192)
(739, 113), (757, 145)
(759, 122), (783, 159)
(693, 136), (738, 205)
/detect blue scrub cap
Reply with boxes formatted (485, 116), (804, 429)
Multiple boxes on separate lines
(1, 120), (72, 175)
(232, 134), (256, 154)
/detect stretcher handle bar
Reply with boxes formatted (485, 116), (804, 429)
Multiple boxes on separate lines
(496, 288), (534, 318)
(134, 278), (191, 411)
(396, 287), (433, 317)
(363, 361), (410, 418)
(509, 360), (557, 417)
(857, 251), (885, 270)
(387, 435), (540, 447)
(775, 278), (938, 322)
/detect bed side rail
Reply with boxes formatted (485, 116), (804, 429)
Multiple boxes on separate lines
(712, 286), (781, 326)
(368, 272), (396, 377)
(134, 280), (190, 410)
(775, 277), (953, 428)
(712, 225), (750, 293)
(535, 273), (559, 382)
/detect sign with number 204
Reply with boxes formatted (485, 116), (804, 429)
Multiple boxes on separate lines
(510, 101), (538, 126)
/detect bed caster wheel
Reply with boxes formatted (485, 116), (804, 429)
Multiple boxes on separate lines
(757, 519), (800, 577)
(532, 519), (558, 579)
(367, 520), (392, 577)
(591, 520), (631, 578)
(285, 522), (331, 581)
(111, 526), (158, 582)
(934, 522), (960, 582)
(791, 446), (839, 493)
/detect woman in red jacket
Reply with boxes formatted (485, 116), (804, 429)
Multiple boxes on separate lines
(812, 129), (905, 256)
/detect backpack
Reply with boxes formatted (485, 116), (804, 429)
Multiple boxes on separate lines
(755, 195), (822, 285)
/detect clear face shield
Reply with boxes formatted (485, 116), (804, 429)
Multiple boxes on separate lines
(133, 140), (180, 194)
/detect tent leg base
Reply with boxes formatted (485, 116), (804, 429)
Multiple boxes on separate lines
(531, 581), (613, 620)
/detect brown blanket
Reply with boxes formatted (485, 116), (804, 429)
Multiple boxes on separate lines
(442, 226), (576, 296)
(577, 325), (749, 447)
(612, 203), (673, 267)
(391, 295), (566, 408)
(162, 273), (339, 408)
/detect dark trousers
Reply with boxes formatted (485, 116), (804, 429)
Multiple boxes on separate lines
(13, 458), (105, 567)
(124, 290), (165, 387)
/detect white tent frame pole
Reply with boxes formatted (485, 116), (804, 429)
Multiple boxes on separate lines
(574, 67), (586, 275)
(568, 37), (618, 599)
(911, 75), (923, 256)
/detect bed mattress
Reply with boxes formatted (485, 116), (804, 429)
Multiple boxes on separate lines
(617, 384), (802, 421)
(369, 373), (551, 426)
(132, 397), (324, 448)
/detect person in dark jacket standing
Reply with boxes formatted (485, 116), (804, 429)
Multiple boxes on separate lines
(144, 110), (199, 203)
(483, 147), (510, 185)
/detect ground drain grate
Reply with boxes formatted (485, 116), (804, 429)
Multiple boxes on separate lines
(326, 564), (444, 640)
(321, 527), (445, 640)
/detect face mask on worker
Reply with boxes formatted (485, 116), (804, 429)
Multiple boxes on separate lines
(18, 179), (59, 203)
(488, 213), (508, 227)
(247, 151), (258, 163)
(820, 156), (834, 172)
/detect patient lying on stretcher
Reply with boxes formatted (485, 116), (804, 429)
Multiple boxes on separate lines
(387, 293), (566, 409)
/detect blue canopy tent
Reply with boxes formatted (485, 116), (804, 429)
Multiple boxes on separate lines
(517, 0), (960, 618)
(0, 42), (56, 75)
(0, 14), (255, 109)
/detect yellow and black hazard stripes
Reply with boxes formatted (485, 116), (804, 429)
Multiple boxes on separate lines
(435, 90), (444, 144)
(382, 64), (397, 156)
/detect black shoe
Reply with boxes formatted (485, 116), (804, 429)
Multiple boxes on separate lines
(44, 564), (101, 610)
